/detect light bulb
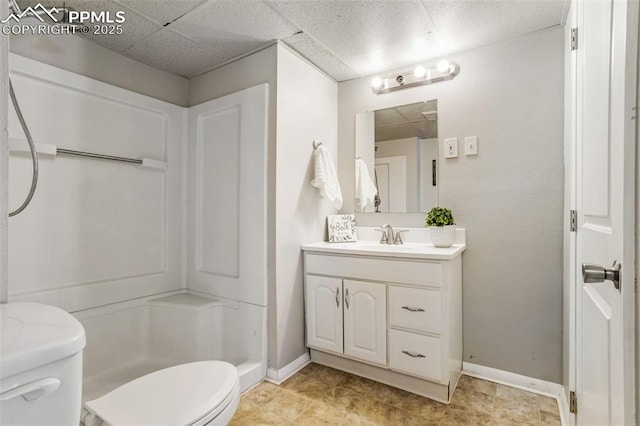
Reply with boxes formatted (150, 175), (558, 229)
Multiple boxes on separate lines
(371, 77), (383, 89)
(414, 66), (426, 79)
(437, 60), (451, 73)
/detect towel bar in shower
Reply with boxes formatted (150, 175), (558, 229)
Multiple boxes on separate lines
(8, 139), (168, 171)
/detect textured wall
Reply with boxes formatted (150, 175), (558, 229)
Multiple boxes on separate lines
(338, 28), (565, 382)
(275, 44), (338, 369)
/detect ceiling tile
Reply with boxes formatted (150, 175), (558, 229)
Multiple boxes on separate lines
(344, 32), (446, 76)
(13, 0), (570, 81)
(123, 28), (229, 77)
(17, 0), (162, 52)
(282, 32), (359, 82)
(267, 0), (436, 62)
(169, 0), (297, 58)
(422, 0), (567, 54)
(115, 0), (206, 26)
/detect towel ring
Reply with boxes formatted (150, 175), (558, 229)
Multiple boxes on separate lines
(312, 140), (322, 149)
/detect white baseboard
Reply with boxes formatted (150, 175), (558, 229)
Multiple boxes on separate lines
(265, 351), (311, 385)
(557, 387), (574, 426)
(462, 362), (562, 398)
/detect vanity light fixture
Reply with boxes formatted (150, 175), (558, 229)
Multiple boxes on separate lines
(371, 60), (460, 95)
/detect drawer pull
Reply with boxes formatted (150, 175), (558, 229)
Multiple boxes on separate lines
(401, 306), (426, 312)
(345, 288), (350, 309)
(335, 287), (340, 308)
(402, 350), (426, 358)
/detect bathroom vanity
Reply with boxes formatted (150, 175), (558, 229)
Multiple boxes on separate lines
(301, 228), (465, 403)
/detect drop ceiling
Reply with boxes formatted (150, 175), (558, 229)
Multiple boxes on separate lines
(16, 0), (570, 81)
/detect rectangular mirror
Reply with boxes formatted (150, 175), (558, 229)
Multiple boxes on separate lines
(354, 100), (438, 213)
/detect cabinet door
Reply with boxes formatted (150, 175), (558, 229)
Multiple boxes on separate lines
(305, 275), (343, 354)
(343, 280), (386, 365)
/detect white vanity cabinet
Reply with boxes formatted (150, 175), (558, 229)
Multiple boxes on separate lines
(305, 276), (387, 365)
(305, 275), (343, 354)
(302, 238), (464, 403)
(343, 280), (387, 365)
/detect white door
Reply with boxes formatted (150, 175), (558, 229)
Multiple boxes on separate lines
(343, 280), (386, 365)
(305, 275), (343, 354)
(375, 156), (407, 212)
(575, 0), (637, 424)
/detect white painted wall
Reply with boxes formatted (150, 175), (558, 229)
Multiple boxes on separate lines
(274, 44), (338, 368)
(10, 33), (189, 106)
(0, 0), (8, 304)
(7, 55), (186, 312)
(338, 28), (565, 382)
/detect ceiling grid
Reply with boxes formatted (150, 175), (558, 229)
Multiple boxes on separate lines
(16, 0), (570, 80)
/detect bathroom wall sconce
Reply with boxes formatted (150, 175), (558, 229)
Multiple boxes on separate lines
(371, 60), (460, 95)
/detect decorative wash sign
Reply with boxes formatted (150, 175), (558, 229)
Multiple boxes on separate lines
(328, 214), (357, 242)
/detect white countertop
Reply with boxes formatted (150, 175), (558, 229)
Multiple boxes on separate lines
(301, 241), (466, 260)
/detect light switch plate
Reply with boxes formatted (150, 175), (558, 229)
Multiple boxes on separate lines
(465, 136), (478, 155)
(444, 138), (458, 158)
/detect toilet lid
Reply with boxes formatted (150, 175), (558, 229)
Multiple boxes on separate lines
(85, 361), (239, 426)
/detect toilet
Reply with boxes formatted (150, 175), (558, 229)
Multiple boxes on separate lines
(84, 361), (240, 426)
(1, 303), (86, 426)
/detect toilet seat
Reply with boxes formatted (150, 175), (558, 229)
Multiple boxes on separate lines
(85, 361), (240, 426)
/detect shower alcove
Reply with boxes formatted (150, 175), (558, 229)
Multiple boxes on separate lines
(6, 54), (269, 401)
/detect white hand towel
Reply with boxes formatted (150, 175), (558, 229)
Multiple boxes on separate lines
(355, 158), (378, 211)
(311, 145), (343, 209)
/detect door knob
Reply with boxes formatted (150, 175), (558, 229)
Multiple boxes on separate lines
(582, 261), (621, 290)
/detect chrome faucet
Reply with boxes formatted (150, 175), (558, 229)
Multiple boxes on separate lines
(380, 224), (394, 245)
(376, 224), (408, 245)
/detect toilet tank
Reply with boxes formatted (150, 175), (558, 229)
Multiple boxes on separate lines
(0, 303), (86, 425)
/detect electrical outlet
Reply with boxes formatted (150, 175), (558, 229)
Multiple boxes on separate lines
(444, 138), (458, 158)
(465, 136), (478, 155)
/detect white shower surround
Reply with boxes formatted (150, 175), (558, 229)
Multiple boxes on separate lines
(76, 291), (266, 401)
(6, 55), (269, 399)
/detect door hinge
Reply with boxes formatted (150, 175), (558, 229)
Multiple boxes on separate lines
(570, 210), (577, 232)
(570, 390), (577, 414)
(571, 27), (578, 50)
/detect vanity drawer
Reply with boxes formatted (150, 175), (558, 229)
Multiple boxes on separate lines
(389, 286), (441, 333)
(305, 253), (442, 287)
(389, 329), (442, 382)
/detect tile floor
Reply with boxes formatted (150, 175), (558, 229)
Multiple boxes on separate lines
(230, 363), (562, 425)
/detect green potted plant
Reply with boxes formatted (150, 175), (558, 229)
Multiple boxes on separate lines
(425, 207), (456, 248)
